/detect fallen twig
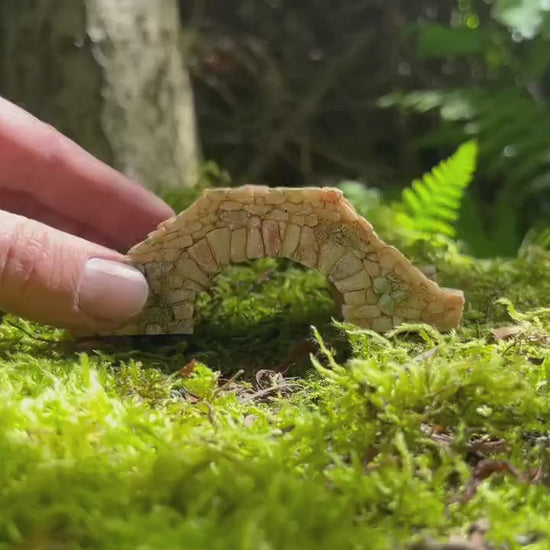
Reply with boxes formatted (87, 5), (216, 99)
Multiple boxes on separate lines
(214, 369), (245, 396)
(460, 460), (524, 504)
(239, 382), (300, 404)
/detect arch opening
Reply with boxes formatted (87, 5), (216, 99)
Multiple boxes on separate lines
(194, 257), (335, 337)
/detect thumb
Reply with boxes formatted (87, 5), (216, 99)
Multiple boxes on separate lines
(0, 210), (149, 331)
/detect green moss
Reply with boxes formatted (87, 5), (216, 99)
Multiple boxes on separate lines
(0, 190), (549, 548)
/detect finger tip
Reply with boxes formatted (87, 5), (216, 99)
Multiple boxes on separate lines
(77, 258), (149, 322)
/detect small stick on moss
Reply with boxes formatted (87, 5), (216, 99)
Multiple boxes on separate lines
(214, 369), (245, 396)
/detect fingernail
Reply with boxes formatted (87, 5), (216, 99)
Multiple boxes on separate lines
(78, 258), (149, 321)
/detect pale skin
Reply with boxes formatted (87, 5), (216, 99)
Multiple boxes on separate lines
(0, 97), (174, 332)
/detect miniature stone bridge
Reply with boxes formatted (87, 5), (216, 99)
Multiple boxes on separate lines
(100, 186), (464, 336)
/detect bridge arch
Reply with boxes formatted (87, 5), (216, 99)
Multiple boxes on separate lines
(108, 186), (464, 336)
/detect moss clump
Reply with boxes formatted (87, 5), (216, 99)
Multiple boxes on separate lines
(0, 189), (549, 549)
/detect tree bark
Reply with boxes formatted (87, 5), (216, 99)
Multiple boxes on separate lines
(0, 0), (200, 190)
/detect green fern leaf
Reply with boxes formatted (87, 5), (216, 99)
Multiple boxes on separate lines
(397, 140), (478, 238)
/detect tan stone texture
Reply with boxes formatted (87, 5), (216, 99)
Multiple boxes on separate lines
(80, 185), (464, 337)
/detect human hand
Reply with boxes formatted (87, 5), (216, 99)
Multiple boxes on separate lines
(0, 97), (174, 332)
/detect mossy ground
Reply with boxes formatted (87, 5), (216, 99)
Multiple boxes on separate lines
(1, 190), (550, 549)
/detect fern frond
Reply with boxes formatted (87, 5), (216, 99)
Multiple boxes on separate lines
(520, 227), (550, 251)
(396, 140), (478, 238)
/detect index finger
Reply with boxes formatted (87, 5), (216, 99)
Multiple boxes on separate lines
(0, 97), (175, 250)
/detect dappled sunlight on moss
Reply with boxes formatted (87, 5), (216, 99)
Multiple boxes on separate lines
(1, 299), (550, 547)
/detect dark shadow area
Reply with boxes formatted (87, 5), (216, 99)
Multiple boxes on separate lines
(71, 258), (352, 377)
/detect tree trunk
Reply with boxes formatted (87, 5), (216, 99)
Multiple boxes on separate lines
(0, 0), (200, 190)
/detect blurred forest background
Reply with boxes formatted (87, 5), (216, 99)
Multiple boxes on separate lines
(1, 0), (549, 258)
